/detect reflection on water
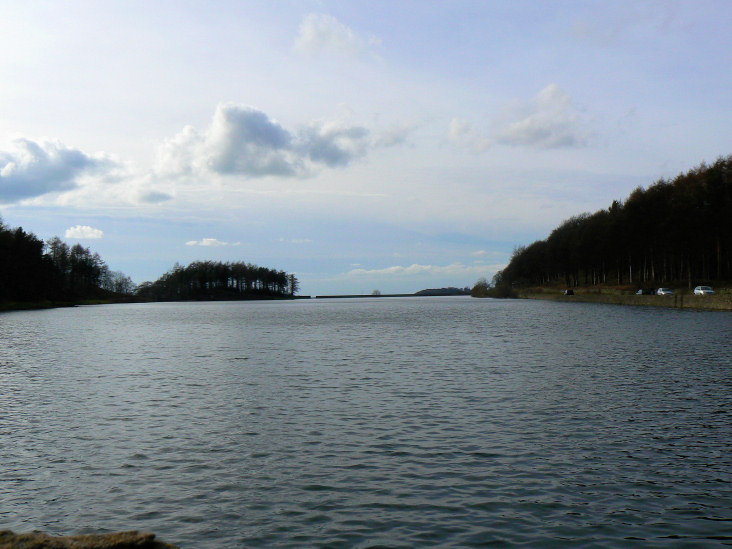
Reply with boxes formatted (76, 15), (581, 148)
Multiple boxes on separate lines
(1, 298), (730, 547)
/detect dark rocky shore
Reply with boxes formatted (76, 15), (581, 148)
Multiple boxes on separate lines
(0, 531), (178, 549)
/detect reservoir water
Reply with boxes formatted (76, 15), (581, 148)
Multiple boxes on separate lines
(1, 297), (730, 547)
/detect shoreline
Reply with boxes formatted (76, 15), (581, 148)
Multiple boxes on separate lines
(516, 290), (732, 311)
(0, 295), (313, 313)
(0, 530), (178, 548)
(0, 297), (143, 313)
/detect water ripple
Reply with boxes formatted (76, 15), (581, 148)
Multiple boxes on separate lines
(0, 299), (730, 547)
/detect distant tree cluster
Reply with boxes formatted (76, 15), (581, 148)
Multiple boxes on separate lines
(470, 278), (489, 297)
(416, 287), (471, 296)
(495, 156), (732, 289)
(0, 218), (135, 305)
(135, 260), (299, 301)
(470, 275), (516, 298)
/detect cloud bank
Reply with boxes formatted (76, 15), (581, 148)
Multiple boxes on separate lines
(157, 103), (374, 179)
(448, 118), (492, 153)
(185, 238), (240, 247)
(0, 101), (401, 206)
(347, 262), (493, 278)
(494, 84), (590, 148)
(450, 84), (590, 152)
(0, 139), (114, 202)
(280, 237), (313, 244)
(294, 13), (378, 57)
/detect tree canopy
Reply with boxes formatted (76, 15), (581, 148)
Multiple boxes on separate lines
(135, 260), (299, 301)
(0, 217), (135, 305)
(0, 215), (298, 306)
(495, 156), (732, 289)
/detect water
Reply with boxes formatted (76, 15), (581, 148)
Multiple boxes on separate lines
(1, 297), (730, 547)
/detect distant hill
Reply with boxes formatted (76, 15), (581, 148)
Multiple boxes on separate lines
(415, 287), (471, 296)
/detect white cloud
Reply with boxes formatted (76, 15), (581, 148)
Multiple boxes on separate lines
(449, 84), (591, 153)
(137, 190), (173, 204)
(155, 125), (200, 177)
(279, 237), (313, 244)
(493, 84), (590, 149)
(157, 103), (375, 179)
(294, 13), (373, 57)
(156, 107), (298, 178)
(65, 225), (104, 239)
(448, 118), (491, 153)
(0, 102), (402, 208)
(347, 262), (495, 278)
(0, 138), (115, 202)
(185, 238), (240, 247)
(205, 104), (295, 176)
(375, 123), (418, 148)
(298, 120), (370, 167)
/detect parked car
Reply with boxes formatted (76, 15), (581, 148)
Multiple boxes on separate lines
(694, 285), (715, 295)
(636, 288), (655, 295)
(657, 288), (673, 295)
(563, 289), (574, 296)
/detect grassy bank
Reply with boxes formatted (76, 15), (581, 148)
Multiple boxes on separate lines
(517, 287), (732, 311)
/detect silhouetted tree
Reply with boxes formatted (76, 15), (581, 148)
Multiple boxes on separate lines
(287, 273), (300, 296)
(470, 278), (489, 297)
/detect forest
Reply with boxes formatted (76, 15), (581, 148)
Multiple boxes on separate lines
(0, 218), (134, 306)
(135, 260), (299, 301)
(0, 215), (299, 307)
(493, 156), (732, 290)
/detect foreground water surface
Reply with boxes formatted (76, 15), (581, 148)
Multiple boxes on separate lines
(1, 297), (730, 547)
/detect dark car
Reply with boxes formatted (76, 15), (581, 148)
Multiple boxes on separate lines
(563, 289), (574, 295)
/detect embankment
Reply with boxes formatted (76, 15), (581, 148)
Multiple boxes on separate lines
(518, 290), (732, 311)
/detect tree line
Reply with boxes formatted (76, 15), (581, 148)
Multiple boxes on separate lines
(1, 215), (299, 306)
(135, 260), (299, 301)
(0, 218), (135, 305)
(492, 156), (732, 290)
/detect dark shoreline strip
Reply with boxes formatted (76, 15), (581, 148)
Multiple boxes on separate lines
(314, 294), (415, 299)
(0, 530), (179, 549)
(517, 292), (732, 311)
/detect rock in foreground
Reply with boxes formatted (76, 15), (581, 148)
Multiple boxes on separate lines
(0, 531), (179, 549)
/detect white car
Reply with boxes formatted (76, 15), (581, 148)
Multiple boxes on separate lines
(657, 288), (673, 295)
(694, 286), (715, 295)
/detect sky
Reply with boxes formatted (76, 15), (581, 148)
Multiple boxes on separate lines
(1, 1), (731, 295)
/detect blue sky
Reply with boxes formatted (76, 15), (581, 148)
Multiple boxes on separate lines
(1, 1), (731, 295)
